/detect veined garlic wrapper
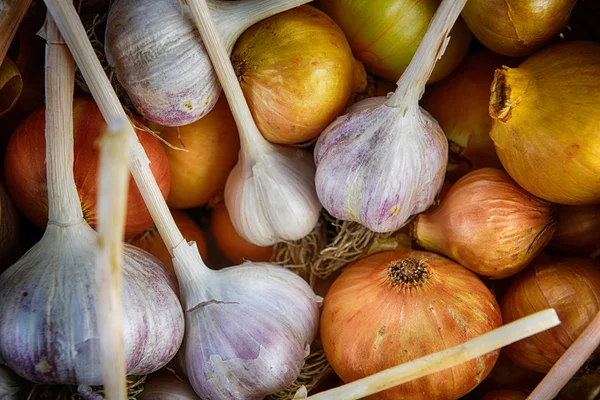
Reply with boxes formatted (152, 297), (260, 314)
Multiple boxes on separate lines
(106, 0), (311, 126)
(0, 18), (184, 385)
(314, 0), (465, 232)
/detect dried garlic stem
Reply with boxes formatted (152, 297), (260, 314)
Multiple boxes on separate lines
(529, 310), (600, 400)
(298, 309), (560, 400)
(0, 0), (32, 64)
(96, 120), (132, 400)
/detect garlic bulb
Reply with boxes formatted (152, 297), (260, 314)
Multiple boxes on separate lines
(0, 17), (184, 385)
(105, 0), (311, 126)
(314, 0), (465, 233)
(139, 373), (199, 399)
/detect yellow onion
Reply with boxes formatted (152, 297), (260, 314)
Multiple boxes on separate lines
(421, 52), (517, 181)
(462, 0), (576, 57)
(321, 250), (502, 400)
(232, 5), (363, 144)
(481, 389), (528, 400)
(154, 95), (240, 209)
(315, 0), (471, 84)
(490, 41), (600, 205)
(413, 168), (557, 279)
(547, 204), (600, 258)
(0, 57), (23, 118)
(501, 255), (600, 373)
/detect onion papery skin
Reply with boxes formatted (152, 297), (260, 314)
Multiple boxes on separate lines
(546, 204), (600, 257)
(314, 0), (471, 84)
(232, 5), (359, 144)
(321, 250), (502, 400)
(481, 389), (528, 400)
(139, 374), (199, 399)
(4, 97), (170, 239)
(129, 210), (208, 279)
(154, 96), (239, 209)
(489, 41), (600, 205)
(0, 223), (184, 384)
(211, 204), (273, 264)
(414, 168), (557, 279)
(0, 57), (23, 119)
(462, 0), (576, 57)
(421, 52), (516, 181)
(501, 255), (600, 373)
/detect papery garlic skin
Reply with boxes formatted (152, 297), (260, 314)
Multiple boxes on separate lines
(314, 96), (447, 233)
(0, 222), (184, 384)
(225, 145), (321, 246)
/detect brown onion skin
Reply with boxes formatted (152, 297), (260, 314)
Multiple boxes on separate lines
(414, 168), (557, 279)
(462, 0), (576, 57)
(546, 204), (600, 258)
(501, 255), (600, 373)
(480, 389), (528, 400)
(4, 97), (170, 239)
(321, 250), (502, 400)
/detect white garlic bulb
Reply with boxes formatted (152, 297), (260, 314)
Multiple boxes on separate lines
(105, 0), (311, 126)
(225, 144), (321, 246)
(314, 0), (467, 233)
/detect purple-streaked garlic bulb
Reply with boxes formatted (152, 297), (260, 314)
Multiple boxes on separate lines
(314, 0), (469, 233)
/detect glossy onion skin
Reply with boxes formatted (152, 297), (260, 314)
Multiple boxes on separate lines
(315, 0), (471, 83)
(4, 98), (170, 239)
(232, 5), (358, 144)
(547, 204), (600, 257)
(489, 41), (600, 205)
(414, 168), (556, 279)
(0, 223), (184, 384)
(462, 0), (576, 57)
(321, 250), (502, 400)
(501, 256), (600, 373)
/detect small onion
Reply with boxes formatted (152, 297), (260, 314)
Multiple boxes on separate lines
(210, 203), (274, 264)
(315, 0), (472, 83)
(153, 95), (239, 209)
(321, 250), (502, 400)
(413, 168), (557, 279)
(139, 373), (199, 399)
(490, 41), (600, 205)
(547, 204), (600, 258)
(501, 255), (600, 373)
(481, 389), (528, 400)
(4, 97), (170, 239)
(232, 5), (363, 144)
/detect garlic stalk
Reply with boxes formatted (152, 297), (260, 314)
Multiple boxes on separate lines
(43, 1), (320, 399)
(313, 0), (467, 233)
(105, 0), (312, 127)
(0, 0), (32, 64)
(0, 13), (184, 385)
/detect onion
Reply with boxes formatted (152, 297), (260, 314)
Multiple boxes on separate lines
(232, 5), (363, 144)
(501, 255), (600, 373)
(4, 97), (170, 239)
(139, 373), (199, 399)
(421, 52), (516, 181)
(210, 203), (274, 264)
(153, 95), (239, 209)
(0, 180), (21, 270)
(129, 210), (208, 280)
(547, 204), (600, 258)
(321, 250), (502, 400)
(462, 0), (576, 57)
(314, 0), (471, 84)
(413, 168), (557, 279)
(0, 57), (23, 118)
(489, 41), (600, 205)
(481, 389), (528, 400)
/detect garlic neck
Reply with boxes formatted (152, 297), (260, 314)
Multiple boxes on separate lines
(171, 240), (213, 310)
(210, 0), (313, 53)
(386, 0), (468, 110)
(44, 16), (83, 226)
(490, 66), (531, 123)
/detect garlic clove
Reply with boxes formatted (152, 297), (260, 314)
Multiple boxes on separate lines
(225, 145), (321, 246)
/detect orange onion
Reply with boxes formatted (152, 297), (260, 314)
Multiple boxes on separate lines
(421, 52), (517, 181)
(547, 204), (600, 258)
(413, 168), (557, 279)
(481, 389), (528, 400)
(315, 0), (471, 84)
(489, 41), (600, 205)
(210, 203), (274, 264)
(129, 210), (208, 279)
(4, 97), (170, 239)
(501, 255), (600, 373)
(462, 0), (576, 57)
(232, 5), (362, 144)
(321, 250), (502, 400)
(153, 95), (239, 209)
